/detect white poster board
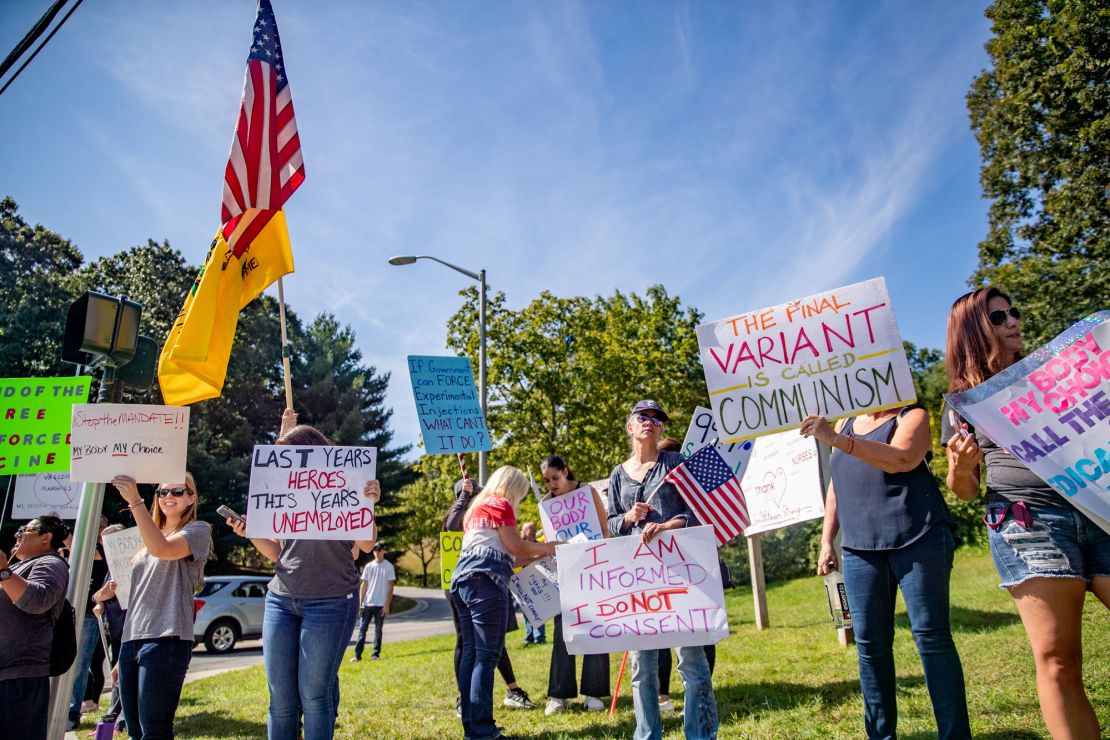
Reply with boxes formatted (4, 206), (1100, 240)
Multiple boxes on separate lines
(587, 479), (610, 514)
(739, 431), (824, 536)
(538, 486), (605, 542)
(696, 277), (916, 442)
(680, 405), (756, 477)
(246, 445), (377, 540)
(101, 526), (143, 609)
(509, 557), (561, 625)
(13, 472), (81, 519)
(69, 404), (189, 483)
(557, 525), (729, 654)
(945, 312), (1110, 533)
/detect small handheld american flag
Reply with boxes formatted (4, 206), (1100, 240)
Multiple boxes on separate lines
(665, 443), (750, 546)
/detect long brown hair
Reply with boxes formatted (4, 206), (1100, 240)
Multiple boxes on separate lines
(945, 287), (1019, 392)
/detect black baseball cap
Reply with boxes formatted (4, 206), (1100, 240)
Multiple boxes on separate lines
(630, 399), (669, 423)
(373, 543), (386, 551)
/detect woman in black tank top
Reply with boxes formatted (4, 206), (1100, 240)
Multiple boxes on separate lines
(803, 407), (969, 740)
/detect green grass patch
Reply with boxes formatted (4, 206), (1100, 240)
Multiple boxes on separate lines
(173, 547), (1108, 739)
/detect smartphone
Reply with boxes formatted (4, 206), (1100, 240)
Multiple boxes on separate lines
(948, 410), (971, 439)
(217, 505), (245, 525)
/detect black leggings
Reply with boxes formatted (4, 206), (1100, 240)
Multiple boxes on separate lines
(657, 645), (716, 695)
(448, 590), (516, 685)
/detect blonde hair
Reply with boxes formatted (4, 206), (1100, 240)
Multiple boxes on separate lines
(133, 472), (199, 563)
(465, 466), (529, 525)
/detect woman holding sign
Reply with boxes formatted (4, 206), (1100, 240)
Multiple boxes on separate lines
(111, 472), (212, 740)
(539, 454), (611, 715)
(605, 400), (719, 740)
(943, 287), (1110, 739)
(804, 406), (970, 740)
(228, 416), (380, 740)
(451, 465), (558, 740)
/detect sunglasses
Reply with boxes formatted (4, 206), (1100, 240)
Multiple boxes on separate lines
(988, 307), (1020, 326)
(633, 413), (664, 427)
(156, 487), (188, 498)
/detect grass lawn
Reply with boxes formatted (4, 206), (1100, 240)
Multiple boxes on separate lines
(170, 546), (1108, 739)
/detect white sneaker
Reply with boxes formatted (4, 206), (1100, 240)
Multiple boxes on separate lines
(582, 696), (605, 712)
(658, 698), (676, 712)
(544, 698), (570, 715)
(81, 700), (99, 714)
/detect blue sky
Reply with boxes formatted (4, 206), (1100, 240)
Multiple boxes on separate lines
(1, 1), (991, 452)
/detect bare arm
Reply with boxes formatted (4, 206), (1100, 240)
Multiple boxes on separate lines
(384, 578), (395, 616)
(228, 517), (281, 561)
(588, 485), (610, 539)
(816, 481), (840, 575)
(358, 577), (367, 605)
(354, 480), (381, 553)
(113, 476), (193, 560)
(800, 410), (932, 474)
(498, 525), (557, 562)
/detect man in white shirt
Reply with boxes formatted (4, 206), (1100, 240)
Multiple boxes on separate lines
(352, 543), (395, 661)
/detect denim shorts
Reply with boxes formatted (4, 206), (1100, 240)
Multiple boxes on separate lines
(986, 501), (1110, 589)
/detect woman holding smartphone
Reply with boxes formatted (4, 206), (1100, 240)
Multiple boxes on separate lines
(228, 411), (379, 740)
(111, 472), (212, 740)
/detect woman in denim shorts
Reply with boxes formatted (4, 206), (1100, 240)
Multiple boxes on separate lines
(943, 287), (1110, 739)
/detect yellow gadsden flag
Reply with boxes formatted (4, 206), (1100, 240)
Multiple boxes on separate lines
(158, 209), (294, 405)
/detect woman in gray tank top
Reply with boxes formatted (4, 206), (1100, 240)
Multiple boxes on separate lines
(804, 406), (969, 740)
(944, 287), (1110, 739)
(227, 411), (380, 740)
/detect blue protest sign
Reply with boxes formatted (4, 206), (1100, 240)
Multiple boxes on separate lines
(407, 355), (493, 454)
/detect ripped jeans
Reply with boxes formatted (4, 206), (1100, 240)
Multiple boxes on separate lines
(985, 500), (1110, 589)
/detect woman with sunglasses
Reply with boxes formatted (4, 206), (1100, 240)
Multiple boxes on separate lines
(803, 403), (970, 740)
(228, 411), (379, 740)
(111, 472), (212, 739)
(605, 400), (718, 740)
(538, 454), (610, 715)
(943, 287), (1110, 739)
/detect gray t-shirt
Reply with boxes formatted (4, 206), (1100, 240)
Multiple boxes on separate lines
(941, 400), (1063, 508)
(268, 539), (359, 599)
(606, 451), (694, 536)
(122, 521), (212, 643)
(0, 553), (69, 680)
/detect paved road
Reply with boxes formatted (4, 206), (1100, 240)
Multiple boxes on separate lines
(186, 585), (455, 683)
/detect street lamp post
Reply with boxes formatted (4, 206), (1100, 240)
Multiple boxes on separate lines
(389, 255), (488, 485)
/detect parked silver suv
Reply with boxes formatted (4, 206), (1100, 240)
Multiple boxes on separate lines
(193, 576), (270, 653)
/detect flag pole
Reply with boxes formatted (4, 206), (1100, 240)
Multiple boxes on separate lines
(277, 276), (294, 409)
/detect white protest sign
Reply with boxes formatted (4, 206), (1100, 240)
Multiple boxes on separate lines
(539, 486), (605, 543)
(588, 479), (610, 513)
(680, 405), (756, 477)
(696, 277), (916, 442)
(101, 526), (143, 609)
(246, 445), (377, 540)
(69, 404), (189, 483)
(557, 525), (728, 654)
(945, 312), (1110, 533)
(739, 431), (824, 536)
(13, 472), (81, 519)
(509, 557), (561, 625)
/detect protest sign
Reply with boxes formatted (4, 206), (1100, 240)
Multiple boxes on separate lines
(69, 404), (189, 483)
(246, 445), (377, 540)
(696, 277), (916, 443)
(407, 356), (492, 455)
(101, 526), (143, 609)
(739, 431), (824, 536)
(13, 472), (81, 519)
(680, 405), (756, 477)
(539, 486), (605, 542)
(945, 312), (1110, 533)
(509, 556), (561, 625)
(0, 377), (91, 475)
(587, 479), (610, 513)
(440, 531), (463, 588)
(557, 525), (729, 654)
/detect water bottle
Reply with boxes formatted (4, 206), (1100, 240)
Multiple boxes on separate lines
(823, 570), (852, 629)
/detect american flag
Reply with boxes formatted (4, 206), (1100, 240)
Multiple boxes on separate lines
(665, 444), (750, 546)
(221, 0), (304, 256)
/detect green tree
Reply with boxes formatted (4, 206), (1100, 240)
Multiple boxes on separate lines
(381, 459), (454, 586)
(445, 285), (706, 479)
(967, 0), (1110, 346)
(0, 197), (83, 378)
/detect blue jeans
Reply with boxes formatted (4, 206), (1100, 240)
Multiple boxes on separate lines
(263, 591), (358, 740)
(69, 613), (101, 722)
(523, 617), (545, 644)
(452, 573), (510, 740)
(118, 638), (193, 739)
(631, 647), (718, 740)
(842, 524), (971, 740)
(985, 500), (1110, 588)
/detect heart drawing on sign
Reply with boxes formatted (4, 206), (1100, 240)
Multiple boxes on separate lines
(762, 467), (788, 510)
